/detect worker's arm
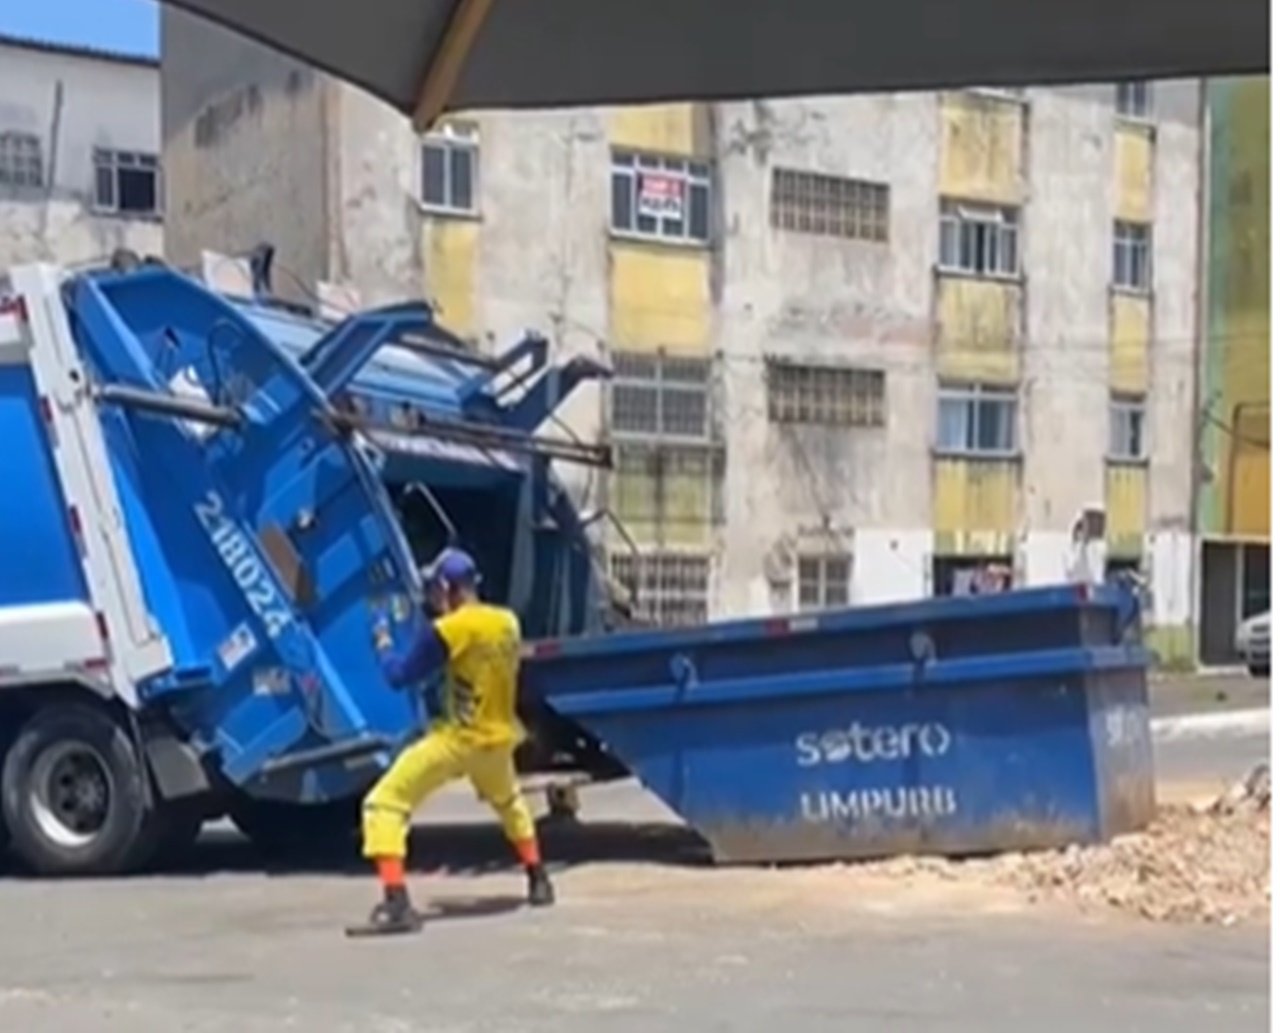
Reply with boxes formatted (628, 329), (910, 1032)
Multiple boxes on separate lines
(377, 621), (449, 688)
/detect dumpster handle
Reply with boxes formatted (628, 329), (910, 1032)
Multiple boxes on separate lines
(669, 653), (699, 699)
(908, 629), (937, 684)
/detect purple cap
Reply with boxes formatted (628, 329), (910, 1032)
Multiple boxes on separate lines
(422, 547), (480, 588)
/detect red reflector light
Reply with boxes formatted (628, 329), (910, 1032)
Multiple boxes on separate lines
(82, 658), (110, 672)
(763, 619), (789, 636)
(530, 641), (561, 659)
(67, 505), (84, 540)
(39, 396), (53, 424)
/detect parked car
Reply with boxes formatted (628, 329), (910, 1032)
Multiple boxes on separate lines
(1235, 611), (1271, 677)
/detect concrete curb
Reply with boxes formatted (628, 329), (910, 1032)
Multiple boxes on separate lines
(1150, 708), (1272, 742)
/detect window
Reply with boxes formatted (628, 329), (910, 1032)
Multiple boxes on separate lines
(611, 151), (710, 244)
(937, 382), (1018, 456)
(610, 552), (710, 627)
(610, 352), (712, 440)
(938, 202), (1019, 278)
(770, 169), (889, 242)
(1112, 221), (1151, 292)
(798, 555), (851, 610)
(1108, 394), (1146, 460)
(93, 149), (159, 215)
(766, 360), (885, 426)
(0, 132), (42, 188)
(1116, 81), (1153, 120)
(420, 121), (478, 214)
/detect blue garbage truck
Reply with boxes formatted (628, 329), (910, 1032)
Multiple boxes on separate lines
(0, 256), (1157, 876)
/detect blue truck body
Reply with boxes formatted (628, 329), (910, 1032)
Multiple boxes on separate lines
(0, 258), (1156, 876)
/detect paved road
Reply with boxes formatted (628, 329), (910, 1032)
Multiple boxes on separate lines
(0, 855), (1267, 1033)
(0, 674), (1268, 1032)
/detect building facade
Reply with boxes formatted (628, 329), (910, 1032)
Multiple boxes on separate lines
(0, 35), (162, 270)
(163, 11), (1237, 662)
(1196, 76), (1270, 665)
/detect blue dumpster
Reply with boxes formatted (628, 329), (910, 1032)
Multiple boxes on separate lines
(521, 584), (1155, 864)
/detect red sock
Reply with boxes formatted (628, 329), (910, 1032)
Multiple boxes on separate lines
(513, 838), (541, 867)
(376, 856), (406, 890)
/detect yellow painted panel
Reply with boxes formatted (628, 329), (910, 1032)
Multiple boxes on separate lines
(609, 104), (697, 154)
(1229, 406), (1270, 537)
(1114, 123), (1153, 223)
(613, 464), (712, 547)
(1109, 293), (1150, 393)
(938, 93), (1023, 205)
(932, 458), (1019, 556)
(1105, 463), (1147, 557)
(609, 243), (711, 353)
(935, 277), (1021, 383)
(422, 219), (477, 336)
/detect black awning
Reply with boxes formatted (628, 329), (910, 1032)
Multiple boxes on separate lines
(161, 0), (1268, 129)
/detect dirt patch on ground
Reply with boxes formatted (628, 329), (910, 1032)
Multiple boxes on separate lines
(838, 767), (1270, 926)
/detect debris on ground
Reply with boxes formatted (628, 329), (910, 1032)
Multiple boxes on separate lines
(820, 765), (1270, 926)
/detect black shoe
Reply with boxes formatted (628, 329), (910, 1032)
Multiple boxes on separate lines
(345, 890), (423, 937)
(526, 864), (555, 908)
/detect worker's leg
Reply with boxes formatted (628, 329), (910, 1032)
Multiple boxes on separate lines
(347, 730), (465, 937)
(467, 747), (555, 907)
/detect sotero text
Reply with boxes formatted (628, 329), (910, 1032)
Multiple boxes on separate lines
(795, 721), (952, 768)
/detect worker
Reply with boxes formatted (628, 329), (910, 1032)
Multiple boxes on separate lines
(346, 547), (554, 937)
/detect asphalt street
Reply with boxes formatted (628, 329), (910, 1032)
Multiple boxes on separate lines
(0, 673), (1269, 1032)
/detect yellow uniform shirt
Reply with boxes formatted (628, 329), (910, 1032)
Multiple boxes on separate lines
(432, 602), (524, 748)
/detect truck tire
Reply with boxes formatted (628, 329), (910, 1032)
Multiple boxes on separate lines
(2, 705), (150, 876)
(132, 802), (206, 870)
(228, 796), (361, 861)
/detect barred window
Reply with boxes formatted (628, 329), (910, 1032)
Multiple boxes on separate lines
(610, 352), (712, 440)
(939, 202), (1019, 278)
(611, 151), (711, 243)
(610, 552), (710, 627)
(0, 132), (42, 188)
(770, 169), (889, 242)
(766, 361), (885, 427)
(421, 121), (478, 214)
(797, 555), (851, 610)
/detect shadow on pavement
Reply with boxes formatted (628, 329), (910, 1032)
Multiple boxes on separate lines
(0, 817), (711, 881)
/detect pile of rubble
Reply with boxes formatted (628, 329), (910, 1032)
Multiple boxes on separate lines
(847, 765), (1270, 926)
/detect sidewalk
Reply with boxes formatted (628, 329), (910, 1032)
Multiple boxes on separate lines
(1148, 670), (1270, 718)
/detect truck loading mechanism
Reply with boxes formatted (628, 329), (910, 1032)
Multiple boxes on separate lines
(0, 257), (1158, 876)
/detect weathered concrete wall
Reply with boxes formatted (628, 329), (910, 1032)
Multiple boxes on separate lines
(1021, 85), (1112, 582)
(1145, 80), (1203, 663)
(0, 42), (161, 268)
(160, 6), (330, 297)
(156, 43), (1211, 641)
(716, 94), (938, 614)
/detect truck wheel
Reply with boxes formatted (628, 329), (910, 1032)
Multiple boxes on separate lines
(1248, 663), (1270, 679)
(229, 796), (361, 861)
(2, 705), (150, 876)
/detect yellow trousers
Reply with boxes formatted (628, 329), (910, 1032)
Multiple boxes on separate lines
(361, 727), (536, 860)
